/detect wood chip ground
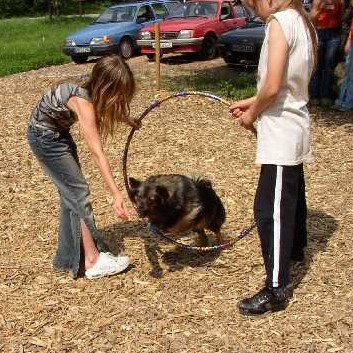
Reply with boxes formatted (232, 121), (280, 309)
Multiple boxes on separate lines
(1, 56), (352, 353)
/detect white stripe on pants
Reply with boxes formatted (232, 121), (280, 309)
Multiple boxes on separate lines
(272, 166), (283, 287)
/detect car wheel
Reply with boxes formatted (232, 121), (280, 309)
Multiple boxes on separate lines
(223, 53), (238, 64)
(71, 55), (88, 64)
(200, 35), (218, 59)
(119, 37), (134, 59)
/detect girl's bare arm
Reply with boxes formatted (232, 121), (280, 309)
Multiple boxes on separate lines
(68, 96), (130, 220)
(240, 18), (289, 128)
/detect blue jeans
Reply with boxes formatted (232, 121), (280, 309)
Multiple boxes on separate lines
(335, 42), (353, 110)
(27, 121), (107, 278)
(310, 28), (341, 101)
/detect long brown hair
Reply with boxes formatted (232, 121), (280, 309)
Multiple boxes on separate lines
(82, 55), (136, 140)
(275, 0), (319, 70)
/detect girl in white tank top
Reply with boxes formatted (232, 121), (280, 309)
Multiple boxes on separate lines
(229, 0), (318, 315)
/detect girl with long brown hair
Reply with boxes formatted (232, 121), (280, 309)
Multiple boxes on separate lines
(27, 55), (138, 279)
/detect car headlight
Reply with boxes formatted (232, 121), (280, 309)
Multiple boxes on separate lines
(66, 39), (76, 46)
(140, 31), (152, 40)
(90, 36), (113, 45)
(178, 30), (193, 39)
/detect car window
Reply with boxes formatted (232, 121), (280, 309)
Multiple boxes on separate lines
(165, 1), (185, 17)
(151, 3), (168, 19)
(116, 6), (136, 22)
(95, 6), (137, 23)
(185, 2), (218, 18)
(234, 4), (246, 18)
(220, 3), (233, 20)
(137, 5), (155, 23)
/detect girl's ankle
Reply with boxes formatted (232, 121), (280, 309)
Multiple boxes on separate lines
(84, 252), (99, 270)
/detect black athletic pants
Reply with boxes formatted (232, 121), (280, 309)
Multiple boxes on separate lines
(254, 164), (307, 288)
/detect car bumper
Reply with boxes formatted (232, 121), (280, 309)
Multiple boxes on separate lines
(220, 43), (260, 64)
(137, 37), (203, 53)
(62, 44), (119, 57)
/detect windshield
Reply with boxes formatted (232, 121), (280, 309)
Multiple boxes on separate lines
(165, 2), (185, 17)
(169, 1), (218, 18)
(94, 6), (137, 23)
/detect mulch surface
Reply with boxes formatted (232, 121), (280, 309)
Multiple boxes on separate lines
(1, 55), (353, 353)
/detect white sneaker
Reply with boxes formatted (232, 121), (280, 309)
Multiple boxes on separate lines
(85, 252), (130, 279)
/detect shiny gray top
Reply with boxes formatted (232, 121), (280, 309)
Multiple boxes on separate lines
(31, 83), (91, 131)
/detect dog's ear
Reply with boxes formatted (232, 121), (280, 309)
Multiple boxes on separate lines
(199, 178), (212, 188)
(192, 176), (213, 188)
(128, 177), (141, 197)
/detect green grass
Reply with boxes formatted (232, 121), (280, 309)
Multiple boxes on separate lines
(163, 65), (257, 100)
(0, 17), (92, 77)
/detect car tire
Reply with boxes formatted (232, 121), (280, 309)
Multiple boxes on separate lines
(71, 55), (89, 64)
(200, 35), (218, 59)
(223, 54), (238, 64)
(119, 37), (134, 59)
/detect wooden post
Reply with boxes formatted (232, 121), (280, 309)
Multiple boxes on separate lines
(154, 22), (161, 91)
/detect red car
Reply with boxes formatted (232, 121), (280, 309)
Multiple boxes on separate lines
(137, 0), (250, 60)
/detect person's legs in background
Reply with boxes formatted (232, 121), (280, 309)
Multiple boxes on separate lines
(320, 29), (341, 107)
(310, 32), (325, 105)
(334, 44), (353, 110)
(310, 28), (341, 107)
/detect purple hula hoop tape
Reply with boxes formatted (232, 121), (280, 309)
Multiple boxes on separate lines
(122, 91), (256, 251)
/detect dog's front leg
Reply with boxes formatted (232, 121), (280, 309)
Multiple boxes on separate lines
(215, 231), (223, 245)
(195, 229), (208, 247)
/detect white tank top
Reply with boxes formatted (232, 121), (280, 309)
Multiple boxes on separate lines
(256, 9), (314, 165)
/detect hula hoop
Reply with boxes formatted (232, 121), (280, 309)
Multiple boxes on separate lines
(122, 90), (256, 251)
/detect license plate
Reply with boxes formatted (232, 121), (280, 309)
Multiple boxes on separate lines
(232, 43), (254, 52)
(74, 47), (91, 54)
(152, 41), (173, 49)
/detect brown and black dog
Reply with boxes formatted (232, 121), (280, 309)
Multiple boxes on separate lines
(129, 174), (226, 246)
